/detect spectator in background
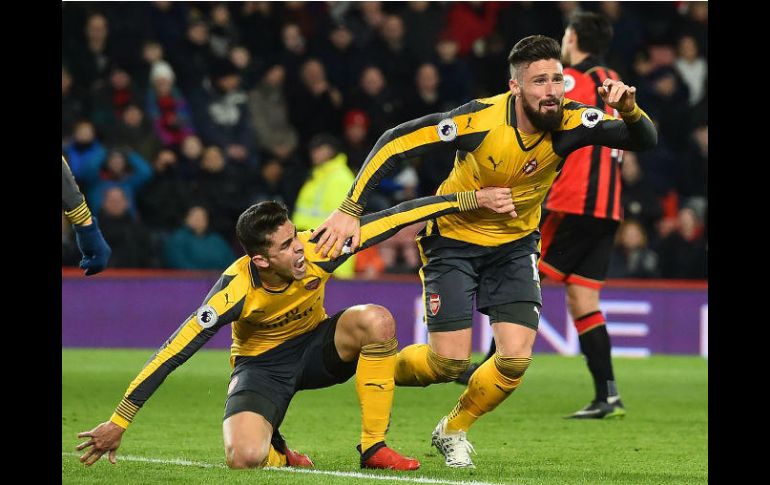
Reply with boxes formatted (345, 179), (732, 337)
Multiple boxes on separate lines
(103, 104), (162, 162)
(674, 35), (707, 107)
(63, 66), (89, 141)
(655, 206), (707, 279)
(177, 134), (204, 180)
(228, 44), (261, 91)
(171, 19), (215, 97)
(91, 66), (144, 135)
(620, 151), (663, 241)
(69, 13), (114, 92)
(248, 64), (299, 159)
(292, 134), (356, 278)
(400, 1), (446, 63)
(208, 3), (239, 60)
(598, 1), (645, 80)
(344, 1), (386, 51)
(133, 40), (166, 92)
(676, 120), (707, 215)
(98, 186), (155, 268)
(63, 120), (107, 184)
(289, 59), (344, 145)
(369, 14), (417, 99)
(164, 205), (235, 270)
(146, 60), (196, 149)
(347, 66), (401, 139)
(342, 109), (372, 172)
(82, 148), (153, 218)
(190, 146), (247, 239)
(403, 63), (452, 121)
(192, 59), (257, 168)
(318, 22), (366, 96)
(136, 149), (190, 233)
(148, 1), (189, 65)
(246, 156), (302, 215)
(607, 219), (659, 279)
(434, 38), (472, 105)
(638, 63), (691, 154)
(237, 1), (281, 64)
(440, 2), (501, 57)
(277, 23), (311, 94)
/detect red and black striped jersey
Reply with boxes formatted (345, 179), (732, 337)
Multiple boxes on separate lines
(545, 56), (624, 220)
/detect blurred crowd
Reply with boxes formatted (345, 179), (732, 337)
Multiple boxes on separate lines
(62, 1), (707, 279)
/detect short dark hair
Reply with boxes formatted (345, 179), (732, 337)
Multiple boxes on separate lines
(567, 12), (613, 57)
(236, 201), (289, 257)
(507, 35), (561, 79)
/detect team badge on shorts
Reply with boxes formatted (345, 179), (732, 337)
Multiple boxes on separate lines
(522, 159), (538, 175)
(304, 277), (321, 290)
(436, 118), (458, 142)
(196, 304), (219, 328)
(429, 293), (441, 316)
(581, 108), (603, 128)
(228, 376), (239, 395)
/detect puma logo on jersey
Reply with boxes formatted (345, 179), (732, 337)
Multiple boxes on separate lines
(465, 117), (473, 129)
(364, 382), (386, 389)
(487, 156), (503, 171)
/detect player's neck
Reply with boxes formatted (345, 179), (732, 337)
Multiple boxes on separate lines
(570, 50), (590, 66)
(258, 269), (293, 289)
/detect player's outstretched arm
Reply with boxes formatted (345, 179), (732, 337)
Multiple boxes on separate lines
(314, 188), (514, 273)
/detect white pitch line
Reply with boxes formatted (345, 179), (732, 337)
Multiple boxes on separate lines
(62, 452), (508, 485)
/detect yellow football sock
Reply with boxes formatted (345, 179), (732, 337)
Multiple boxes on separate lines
(446, 354), (532, 432)
(261, 445), (287, 467)
(395, 344), (470, 386)
(356, 337), (398, 453)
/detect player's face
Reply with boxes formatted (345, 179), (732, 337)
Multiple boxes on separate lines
(511, 59), (565, 131)
(561, 27), (575, 65)
(265, 221), (307, 281)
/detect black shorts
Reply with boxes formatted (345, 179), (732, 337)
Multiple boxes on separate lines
(539, 211), (619, 289)
(223, 310), (357, 428)
(416, 231), (542, 332)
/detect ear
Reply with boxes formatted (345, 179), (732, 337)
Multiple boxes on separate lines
(252, 254), (270, 269)
(509, 78), (520, 97)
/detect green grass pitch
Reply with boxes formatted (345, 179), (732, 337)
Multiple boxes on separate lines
(62, 349), (707, 484)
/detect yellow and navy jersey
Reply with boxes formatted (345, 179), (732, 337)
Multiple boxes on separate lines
(340, 91), (656, 247)
(62, 156), (92, 225)
(109, 192), (479, 429)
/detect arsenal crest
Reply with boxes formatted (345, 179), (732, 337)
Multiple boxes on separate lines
(305, 277), (321, 290)
(522, 159), (538, 175)
(429, 293), (441, 316)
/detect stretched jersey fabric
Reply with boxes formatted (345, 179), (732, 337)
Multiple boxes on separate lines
(62, 156), (92, 225)
(546, 56), (623, 220)
(110, 191), (480, 428)
(339, 91), (656, 247)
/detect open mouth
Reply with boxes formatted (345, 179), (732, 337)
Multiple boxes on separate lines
(294, 254), (306, 270)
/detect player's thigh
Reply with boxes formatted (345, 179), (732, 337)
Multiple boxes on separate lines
(222, 410), (273, 461)
(296, 312), (357, 391)
(567, 217), (619, 288)
(491, 321), (538, 357)
(539, 213), (602, 280)
(422, 257), (478, 333)
(428, 327), (473, 359)
(224, 346), (304, 430)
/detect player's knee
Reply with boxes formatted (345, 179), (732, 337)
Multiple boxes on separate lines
(359, 304), (396, 341)
(494, 353), (532, 380)
(428, 347), (470, 382)
(226, 444), (269, 469)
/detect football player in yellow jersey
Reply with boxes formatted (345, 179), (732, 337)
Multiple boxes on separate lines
(76, 187), (516, 471)
(312, 35), (657, 468)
